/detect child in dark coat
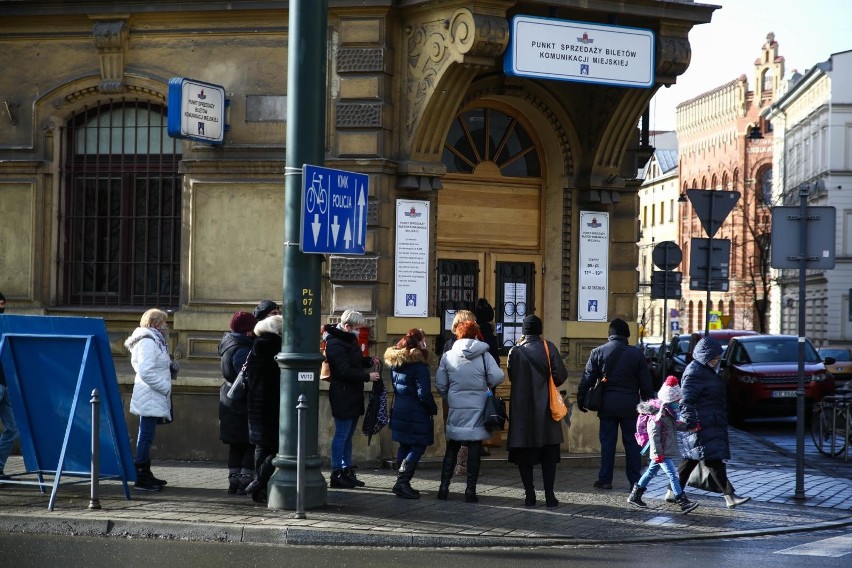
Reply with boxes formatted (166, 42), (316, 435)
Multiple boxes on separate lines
(628, 376), (699, 514)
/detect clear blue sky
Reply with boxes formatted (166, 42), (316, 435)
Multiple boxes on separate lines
(649, 0), (852, 131)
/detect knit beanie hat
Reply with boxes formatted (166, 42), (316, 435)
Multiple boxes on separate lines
(658, 375), (682, 403)
(608, 318), (630, 338)
(253, 299), (279, 321)
(521, 314), (542, 336)
(230, 311), (258, 334)
(475, 298), (495, 324)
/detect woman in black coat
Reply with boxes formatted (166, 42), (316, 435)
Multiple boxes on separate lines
(506, 315), (568, 507)
(217, 311), (257, 495)
(244, 314), (282, 504)
(678, 337), (751, 508)
(384, 328), (438, 499)
(324, 309), (379, 489)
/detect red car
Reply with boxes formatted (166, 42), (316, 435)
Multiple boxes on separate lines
(719, 335), (834, 424)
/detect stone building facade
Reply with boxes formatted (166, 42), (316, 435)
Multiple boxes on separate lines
(675, 34), (781, 334)
(0, 1), (714, 461)
(764, 50), (852, 348)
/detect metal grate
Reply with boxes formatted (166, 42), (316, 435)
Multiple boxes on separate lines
(61, 99), (182, 308)
(496, 262), (535, 353)
(436, 259), (479, 353)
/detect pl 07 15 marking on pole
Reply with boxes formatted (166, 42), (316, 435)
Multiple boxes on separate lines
(300, 164), (369, 255)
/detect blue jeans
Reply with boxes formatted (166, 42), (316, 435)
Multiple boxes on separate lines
(637, 457), (683, 495)
(598, 415), (642, 486)
(331, 417), (358, 471)
(396, 443), (426, 467)
(135, 415), (159, 465)
(0, 384), (19, 471)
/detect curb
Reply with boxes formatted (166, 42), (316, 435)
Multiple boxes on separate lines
(1, 513), (850, 548)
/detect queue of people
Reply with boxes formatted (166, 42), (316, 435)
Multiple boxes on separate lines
(110, 298), (750, 512)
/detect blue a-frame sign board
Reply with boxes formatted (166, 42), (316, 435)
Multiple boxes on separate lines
(0, 315), (135, 509)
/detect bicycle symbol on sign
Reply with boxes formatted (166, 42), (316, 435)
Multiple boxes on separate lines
(306, 172), (329, 215)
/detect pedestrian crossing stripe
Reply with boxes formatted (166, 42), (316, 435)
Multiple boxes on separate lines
(775, 533), (852, 557)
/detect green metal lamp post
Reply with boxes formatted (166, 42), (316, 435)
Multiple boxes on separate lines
(266, 0), (329, 510)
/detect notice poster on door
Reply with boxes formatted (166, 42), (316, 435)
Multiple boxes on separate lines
(578, 211), (609, 322)
(394, 199), (430, 317)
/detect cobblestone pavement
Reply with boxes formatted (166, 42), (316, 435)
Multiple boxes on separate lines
(0, 428), (849, 547)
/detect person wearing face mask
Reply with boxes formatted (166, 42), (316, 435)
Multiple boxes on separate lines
(628, 376), (698, 513)
(124, 308), (178, 491)
(323, 309), (380, 489)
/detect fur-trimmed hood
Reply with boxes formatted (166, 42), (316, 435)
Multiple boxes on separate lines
(383, 345), (427, 368)
(636, 399), (661, 415)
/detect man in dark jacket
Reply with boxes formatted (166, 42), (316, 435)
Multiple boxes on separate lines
(577, 318), (653, 490)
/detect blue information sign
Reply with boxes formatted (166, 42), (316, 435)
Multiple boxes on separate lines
(300, 165), (369, 255)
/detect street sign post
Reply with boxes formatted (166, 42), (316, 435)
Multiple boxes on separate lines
(687, 189), (740, 238)
(770, 206), (836, 269)
(300, 164), (369, 255)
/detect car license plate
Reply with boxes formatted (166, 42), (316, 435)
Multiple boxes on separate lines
(771, 390), (797, 398)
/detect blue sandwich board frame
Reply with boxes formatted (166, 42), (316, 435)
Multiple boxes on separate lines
(0, 315), (135, 510)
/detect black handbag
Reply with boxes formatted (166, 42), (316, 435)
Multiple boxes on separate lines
(483, 393), (507, 433)
(479, 355), (507, 432)
(583, 345), (626, 411)
(686, 461), (722, 493)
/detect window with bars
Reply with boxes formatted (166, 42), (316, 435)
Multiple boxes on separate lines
(61, 100), (183, 308)
(436, 259), (479, 353)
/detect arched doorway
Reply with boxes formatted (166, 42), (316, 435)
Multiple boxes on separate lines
(436, 104), (544, 358)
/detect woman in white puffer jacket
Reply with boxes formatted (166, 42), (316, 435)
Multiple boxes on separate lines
(124, 308), (177, 491)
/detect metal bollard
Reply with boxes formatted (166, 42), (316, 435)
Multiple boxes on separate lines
(293, 394), (308, 519)
(89, 389), (101, 510)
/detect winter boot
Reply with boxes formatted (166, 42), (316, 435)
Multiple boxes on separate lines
(343, 466), (366, 487)
(464, 442), (481, 503)
(627, 484), (648, 508)
(143, 462), (167, 486)
(133, 462), (162, 492)
(237, 473), (254, 496)
(392, 460), (420, 499)
(724, 493), (751, 508)
(665, 487), (676, 503)
(437, 448), (457, 500)
(675, 493), (699, 514)
(227, 472), (241, 495)
(330, 469), (358, 489)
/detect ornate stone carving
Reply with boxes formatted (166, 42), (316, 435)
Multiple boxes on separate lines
(404, 8), (509, 157)
(335, 102), (382, 128)
(92, 20), (129, 94)
(337, 48), (386, 73)
(329, 256), (379, 282)
(656, 36), (691, 85)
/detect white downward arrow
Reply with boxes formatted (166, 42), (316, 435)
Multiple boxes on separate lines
(343, 219), (352, 248)
(356, 183), (366, 245)
(331, 215), (340, 245)
(311, 213), (322, 245)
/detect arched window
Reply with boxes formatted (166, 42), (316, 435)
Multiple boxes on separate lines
(442, 108), (540, 177)
(62, 100), (183, 308)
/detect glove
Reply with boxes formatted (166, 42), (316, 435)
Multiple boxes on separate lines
(577, 399), (588, 413)
(653, 455), (665, 464)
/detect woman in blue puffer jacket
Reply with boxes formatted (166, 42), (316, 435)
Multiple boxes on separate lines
(678, 337), (751, 508)
(384, 328), (438, 499)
